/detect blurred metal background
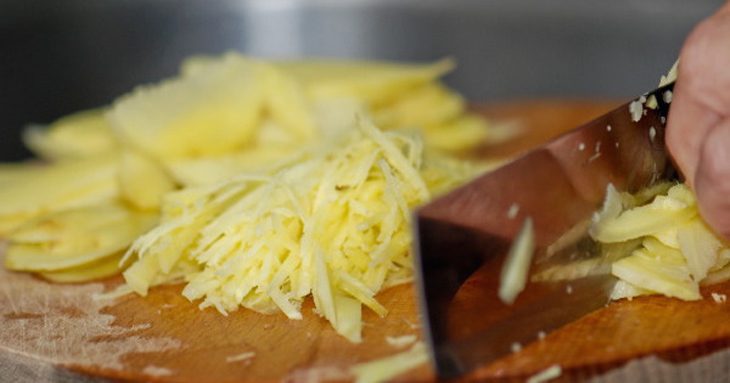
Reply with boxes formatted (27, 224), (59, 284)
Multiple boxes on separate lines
(0, 0), (722, 160)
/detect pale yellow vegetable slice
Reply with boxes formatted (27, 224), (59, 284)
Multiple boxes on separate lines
(712, 248), (730, 272)
(274, 58), (454, 107)
(333, 294), (362, 343)
(641, 236), (679, 256)
(533, 238), (641, 283)
(179, 54), (219, 77)
(651, 227), (680, 249)
(0, 213), (37, 235)
(165, 147), (296, 187)
(373, 83), (464, 129)
(590, 183), (693, 244)
(0, 162), (45, 185)
(180, 53), (510, 155)
(659, 60), (679, 87)
(312, 98), (368, 137)
(38, 253), (125, 283)
(527, 365), (562, 383)
(499, 217), (535, 305)
(610, 279), (654, 301)
(5, 203), (157, 272)
(312, 246), (337, 324)
(590, 194), (696, 243)
(666, 183), (696, 206)
(10, 202), (132, 244)
(186, 54), (452, 107)
(183, 54), (318, 142)
(123, 252), (162, 295)
(625, 181), (674, 207)
(261, 64), (317, 140)
(421, 115), (494, 152)
(611, 246), (700, 301)
(677, 219), (724, 281)
(109, 54), (264, 158)
(703, 253), (730, 285)
(118, 150), (176, 210)
(350, 342), (428, 383)
(23, 108), (117, 160)
(335, 270), (388, 317)
(590, 183), (624, 230)
(0, 156), (119, 235)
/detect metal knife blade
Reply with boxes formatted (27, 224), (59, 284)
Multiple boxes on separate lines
(413, 83), (675, 378)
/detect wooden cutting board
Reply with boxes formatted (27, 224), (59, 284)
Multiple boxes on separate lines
(3, 101), (730, 383)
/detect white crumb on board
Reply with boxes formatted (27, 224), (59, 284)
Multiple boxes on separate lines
(511, 342), (522, 353)
(578, 142), (586, 151)
(507, 203), (520, 219)
(142, 365), (174, 377)
(226, 351), (256, 363)
(649, 127), (657, 142)
(566, 284), (574, 295)
(402, 318), (420, 329)
(0, 248), (181, 371)
(537, 331), (546, 340)
(385, 334), (417, 348)
(711, 292), (727, 303)
(527, 365), (562, 383)
(606, 125), (612, 132)
(663, 90), (673, 103)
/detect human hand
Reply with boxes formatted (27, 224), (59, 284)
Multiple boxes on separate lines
(666, 2), (730, 238)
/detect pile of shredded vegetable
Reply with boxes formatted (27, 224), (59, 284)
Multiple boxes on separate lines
(1, 53), (501, 341)
(590, 182), (730, 301)
(121, 119), (478, 342)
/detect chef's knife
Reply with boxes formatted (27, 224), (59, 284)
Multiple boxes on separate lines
(414, 83), (676, 378)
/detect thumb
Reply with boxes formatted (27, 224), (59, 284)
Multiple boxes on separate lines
(694, 118), (730, 239)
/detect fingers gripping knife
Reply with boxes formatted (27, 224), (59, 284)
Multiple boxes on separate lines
(413, 84), (675, 378)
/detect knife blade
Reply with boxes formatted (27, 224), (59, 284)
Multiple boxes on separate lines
(413, 83), (676, 378)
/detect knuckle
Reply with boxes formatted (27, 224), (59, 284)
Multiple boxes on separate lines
(665, 130), (682, 162)
(679, 26), (712, 88)
(679, 12), (730, 101)
(697, 122), (730, 196)
(703, 130), (730, 174)
(700, 152), (730, 194)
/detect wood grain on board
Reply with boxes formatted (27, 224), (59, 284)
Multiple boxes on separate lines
(2, 101), (730, 383)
